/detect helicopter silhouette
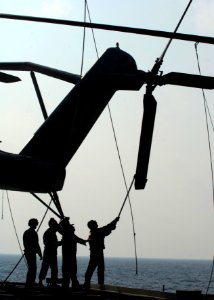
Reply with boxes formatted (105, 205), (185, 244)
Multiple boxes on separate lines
(0, 46), (214, 216)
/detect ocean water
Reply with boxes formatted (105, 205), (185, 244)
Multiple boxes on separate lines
(0, 254), (214, 294)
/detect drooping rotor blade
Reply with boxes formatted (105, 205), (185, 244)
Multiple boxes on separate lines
(156, 72), (214, 89)
(135, 92), (157, 190)
(0, 62), (81, 84)
(0, 71), (21, 83)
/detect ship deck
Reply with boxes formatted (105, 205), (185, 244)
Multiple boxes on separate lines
(0, 282), (213, 300)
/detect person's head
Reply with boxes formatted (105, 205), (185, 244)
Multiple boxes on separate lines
(60, 217), (70, 228)
(48, 218), (58, 229)
(87, 220), (98, 230)
(28, 218), (39, 229)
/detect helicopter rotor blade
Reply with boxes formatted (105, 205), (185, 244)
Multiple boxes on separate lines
(0, 62), (80, 84)
(157, 72), (214, 89)
(0, 71), (21, 83)
(135, 91), (157, 190)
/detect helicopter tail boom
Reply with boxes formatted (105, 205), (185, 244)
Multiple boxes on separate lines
(19, 47), (145, 170)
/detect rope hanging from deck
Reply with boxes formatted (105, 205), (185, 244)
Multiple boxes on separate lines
(84, 0), (139, 274)
(195, 42), (214, 296)
(6, 191), (24, 257)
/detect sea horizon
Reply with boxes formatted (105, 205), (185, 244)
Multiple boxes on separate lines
(0, 254), (214, 294)
(0, 253), (212, 261)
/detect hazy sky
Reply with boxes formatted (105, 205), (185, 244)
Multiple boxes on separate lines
(0, 0), (214, 264)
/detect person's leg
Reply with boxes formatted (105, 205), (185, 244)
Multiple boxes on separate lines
(62, 256), (70, 288)
(70, 257), (80, 289)
(97, 252), (105, 285)
(50, 255), (58, 286)
(84, 255), (97, 288)
(25, 253), (37, 288)
(38, 255), (49, 286)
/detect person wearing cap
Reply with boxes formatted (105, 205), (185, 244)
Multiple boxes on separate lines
(38, 218), (61, 288)
(83, 216), (120, 289)
(59, 217), (87, 290)
(23, 218), (42, 288)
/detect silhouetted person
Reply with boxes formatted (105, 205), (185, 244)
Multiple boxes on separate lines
(39, 218), (61, 287)
(84, 216), (119, 289)
(59, 217), (86, 289)
(23, 218), (42, 289)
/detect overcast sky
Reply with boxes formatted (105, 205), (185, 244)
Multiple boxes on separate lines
(0, 0), (214, 263)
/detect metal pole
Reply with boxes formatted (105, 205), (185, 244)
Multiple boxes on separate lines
(31, 193), (61, 219)
(118, 176), (135, 217)
(30, 71), (48, 120)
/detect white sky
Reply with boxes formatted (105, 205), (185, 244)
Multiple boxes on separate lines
(0, 0), (214, 263)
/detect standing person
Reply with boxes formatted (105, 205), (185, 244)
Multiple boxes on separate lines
(38, 218), (61, 288)
(23, 218), (42, 289)
(60, 217), (86, 290)
(83, 216), (120, 289)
